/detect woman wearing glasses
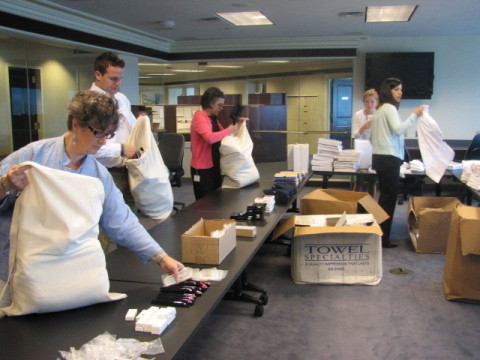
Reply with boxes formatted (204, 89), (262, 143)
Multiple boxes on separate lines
(0, 91), (184, 305)
(190, 87), (245, 200)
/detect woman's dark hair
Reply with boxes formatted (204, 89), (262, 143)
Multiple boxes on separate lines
(378, 77), (402, 109)
(200, 87), (225, 109)
(67, 91), (119, 131)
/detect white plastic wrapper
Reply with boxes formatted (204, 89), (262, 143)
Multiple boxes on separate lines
(58, 332), (164, 360)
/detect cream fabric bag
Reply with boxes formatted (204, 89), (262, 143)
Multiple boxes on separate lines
(417, 110), (454, 183)
(220, 121), (260, 188)
(126, 114), (173, 220)
(0, 162), (125, 317)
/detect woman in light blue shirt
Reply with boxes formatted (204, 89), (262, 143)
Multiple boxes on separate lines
(371, 78), (424, 248)
(0, 91), (184, 298)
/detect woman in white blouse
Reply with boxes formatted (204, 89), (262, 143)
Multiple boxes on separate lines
(352, 88), (378, 140)
(352, 89), (378, 195)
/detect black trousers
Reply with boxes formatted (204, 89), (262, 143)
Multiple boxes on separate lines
(191, 166), (222, 200)
(372, 154), (403, 245)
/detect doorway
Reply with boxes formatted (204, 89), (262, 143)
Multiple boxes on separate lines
(330, 78), (352, 149)
(9, 67), (41, 150)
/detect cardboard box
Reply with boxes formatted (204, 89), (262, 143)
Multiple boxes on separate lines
(443, 205), (480, 304)
(300, 189), (389, 224)
(181, 218), (236, 265)
(407, 196), (461, 254)
(273, 214), (383, 285)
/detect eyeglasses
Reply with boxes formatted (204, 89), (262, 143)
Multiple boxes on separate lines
(108, 76), (123, 82)
(87, 125), (115, 139)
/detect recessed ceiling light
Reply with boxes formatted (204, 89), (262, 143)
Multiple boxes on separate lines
(216, 11), (273, 26)
(366, 5), (418, 22)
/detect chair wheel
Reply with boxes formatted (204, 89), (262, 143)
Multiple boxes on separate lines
(254, 304), (264, 317)
(260, 293), (269, 305)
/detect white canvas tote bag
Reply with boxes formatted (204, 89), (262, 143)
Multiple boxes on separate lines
(0, 162), (125, 317)
(126, 114), (173, 220)
(220, 121), (260, 188)
(417, 110), (454, 183)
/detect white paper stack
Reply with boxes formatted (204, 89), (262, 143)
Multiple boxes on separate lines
(311, 138), (342, 171)
(134, 306), (176, 335)
(333, 149), (361, 172)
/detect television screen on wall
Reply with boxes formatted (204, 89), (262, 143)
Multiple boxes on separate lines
(365, 52), (434, 99)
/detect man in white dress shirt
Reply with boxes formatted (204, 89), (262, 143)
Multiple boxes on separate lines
(90, 52), (140, 209)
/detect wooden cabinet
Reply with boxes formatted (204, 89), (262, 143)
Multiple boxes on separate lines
(248, 93), (286, 105)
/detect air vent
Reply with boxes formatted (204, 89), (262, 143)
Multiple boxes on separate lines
(339, 11), (364, 17)
(200, 17), (220, 22)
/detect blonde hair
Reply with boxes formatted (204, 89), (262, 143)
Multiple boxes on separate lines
(363, 88), (378, 102)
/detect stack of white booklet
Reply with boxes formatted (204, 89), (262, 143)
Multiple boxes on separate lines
(311, 138), (342, 171)
(333, 149), (361, 172)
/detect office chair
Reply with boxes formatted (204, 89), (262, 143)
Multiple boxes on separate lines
(464, 134), (480, 160)
(158, 133), (186, 212)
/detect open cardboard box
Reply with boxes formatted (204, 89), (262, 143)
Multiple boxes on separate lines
(407, 196), (461, 254)
(300, 189), (389, 224)
(273, 213), (383, 285)
(443, 205), (480, 304)
(181, 218), (236, 265)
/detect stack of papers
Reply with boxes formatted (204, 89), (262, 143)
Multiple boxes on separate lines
(311, 138), (342, 171)
(333, 149), (361, 172)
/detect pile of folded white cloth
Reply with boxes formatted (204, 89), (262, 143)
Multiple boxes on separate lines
(400, 160), (425, 177)
(466, 162), (480, 190)
(461, 160), (480, 183)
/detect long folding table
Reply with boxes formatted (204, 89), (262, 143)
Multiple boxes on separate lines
(0, 174), (311, 360)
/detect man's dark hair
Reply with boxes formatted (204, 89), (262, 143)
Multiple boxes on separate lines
(94, 52), (125, 75)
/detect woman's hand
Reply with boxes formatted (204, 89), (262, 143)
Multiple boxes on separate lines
(5, 164), (32, 191)
(158, 256), (185, 282)
(413, 105), (426, 116)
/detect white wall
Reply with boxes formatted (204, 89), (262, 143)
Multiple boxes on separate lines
(353, 35), (480, 140)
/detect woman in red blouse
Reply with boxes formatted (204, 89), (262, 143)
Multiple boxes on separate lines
(190, 87), (244, 199)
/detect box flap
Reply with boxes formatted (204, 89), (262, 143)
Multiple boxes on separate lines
(358, 195), (389, 224)
(458, 206), (480, 256)
(271, 216), (297, 240)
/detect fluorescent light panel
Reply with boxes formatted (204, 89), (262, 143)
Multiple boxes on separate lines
(172, 69), (206, 73)
(259, 60), (290, 63)
(204, 65), (244, 68)
(366, 5), (417, 22)
(216, 11), (273, 26)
